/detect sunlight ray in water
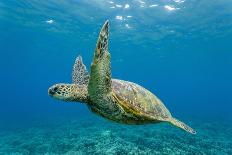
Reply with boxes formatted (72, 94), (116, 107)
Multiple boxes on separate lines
(115, 15), (123, 20)
(115, 4), (122, 8)
(45, 19), (54, 24)
(149, 4), (158, 8)
(164, 5), (178, 11)
(124, 4), (130, 9)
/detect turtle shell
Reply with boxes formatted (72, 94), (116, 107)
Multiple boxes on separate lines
(111, 79), (172, 121)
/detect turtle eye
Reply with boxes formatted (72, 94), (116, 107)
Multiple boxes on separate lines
(53, 87), (58, 92)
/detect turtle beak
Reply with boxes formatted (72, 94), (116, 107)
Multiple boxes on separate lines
(48, 86), (56, 96)
(48, 88), (54, 96)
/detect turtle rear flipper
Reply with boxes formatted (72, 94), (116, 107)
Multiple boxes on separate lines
(88, 20), (112, 100)
(169, 118), (196, 134)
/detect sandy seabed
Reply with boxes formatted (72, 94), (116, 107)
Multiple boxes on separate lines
(0, 117), (231, 155)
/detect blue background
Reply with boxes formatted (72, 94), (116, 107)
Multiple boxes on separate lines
(0, 0), (232, 154)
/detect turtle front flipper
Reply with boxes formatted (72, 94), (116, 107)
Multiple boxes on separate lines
(88, 20), (112, 101)
(72, 55), (89, 85)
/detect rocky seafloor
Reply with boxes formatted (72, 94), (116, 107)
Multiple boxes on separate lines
(0, 116), (231, 155)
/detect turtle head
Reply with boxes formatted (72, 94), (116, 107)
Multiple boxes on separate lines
(48, 83), (89, 103)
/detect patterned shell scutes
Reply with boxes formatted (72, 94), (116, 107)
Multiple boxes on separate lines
(72, 55), (89, 85)
(112, 79), (172, 120)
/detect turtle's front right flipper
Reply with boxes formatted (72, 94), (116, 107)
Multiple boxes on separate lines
(93, 20), (109, 62)
(88, 20), (112, 101)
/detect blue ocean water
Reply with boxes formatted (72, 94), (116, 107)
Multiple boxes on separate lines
(0, 0), (232, 154)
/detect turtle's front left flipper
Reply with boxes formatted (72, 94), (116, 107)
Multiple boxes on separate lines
(88, 20), (112, 101)
(72, 55), (89, 86)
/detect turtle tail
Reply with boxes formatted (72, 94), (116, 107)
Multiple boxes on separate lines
(169, 118), (196, 134)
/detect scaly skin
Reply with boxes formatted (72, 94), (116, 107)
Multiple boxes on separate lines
(87, 20), (114, 114)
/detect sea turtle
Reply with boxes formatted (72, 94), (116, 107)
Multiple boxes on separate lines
(48, 20), (196, 134)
